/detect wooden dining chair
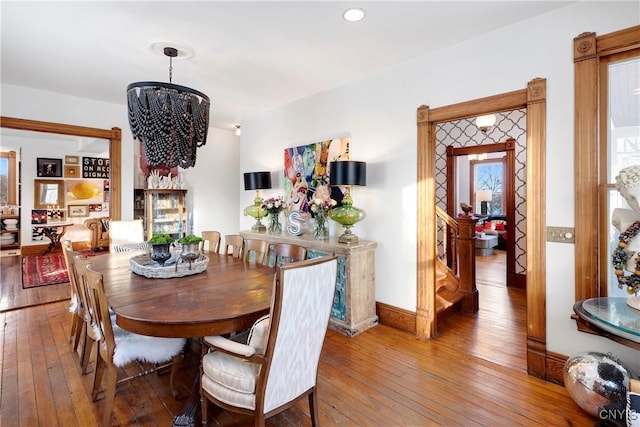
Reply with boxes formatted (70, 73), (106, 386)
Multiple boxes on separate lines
(243, 238), (270, 265)
(223, 234), (244, 259)
(200, 256), (338, 427)
(272, 242), (307, 266)
(79, 261), (186, 427)
(60, 240), (85, 356)
(201, 230), (221, 254)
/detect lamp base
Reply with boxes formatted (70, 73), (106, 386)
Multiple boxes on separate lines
(338, 228), (359, 244)
(251, 220), (266, 233)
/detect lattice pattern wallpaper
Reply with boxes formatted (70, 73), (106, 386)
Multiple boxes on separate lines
(435, 109), (527, 274)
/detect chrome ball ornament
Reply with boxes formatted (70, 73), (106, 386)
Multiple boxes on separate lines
(563, 352), (631, 421)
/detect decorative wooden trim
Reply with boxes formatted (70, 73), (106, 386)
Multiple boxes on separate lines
(417, 77), (547, 379)
(526, 78), (547, 379)
(376, 302), (416, 334)
(573, 26), (640, 304)
(416, 105), (437, 340)
(0, 116), (122, 221)
(508, 272), (527, 290)
(545, 351), (568, 385)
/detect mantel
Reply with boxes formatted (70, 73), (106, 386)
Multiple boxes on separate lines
(240, 230), (378, 336)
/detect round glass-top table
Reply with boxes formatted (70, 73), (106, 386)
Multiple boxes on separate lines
(574, 297), (640, 345)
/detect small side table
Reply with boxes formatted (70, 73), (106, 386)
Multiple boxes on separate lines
(573, 297), (640, 350)
(475, 235), (498, 256)
(32, 222), (73, 255)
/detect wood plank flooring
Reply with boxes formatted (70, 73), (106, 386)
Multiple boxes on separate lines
(0, 253), (597, 426)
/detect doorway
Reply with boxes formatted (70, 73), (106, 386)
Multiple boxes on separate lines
(445, 140), (518, 288)
(416, 78), (548, 378)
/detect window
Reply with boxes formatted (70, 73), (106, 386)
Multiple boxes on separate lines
(471, 157), (505, 216)
(604, 55), (640, 297)
(0, 151), (17, 206)
(574, 26), (640, 302)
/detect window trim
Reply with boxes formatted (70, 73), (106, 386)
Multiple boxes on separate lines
(0, 151), (17, 205)
(573, 26), (640, 302)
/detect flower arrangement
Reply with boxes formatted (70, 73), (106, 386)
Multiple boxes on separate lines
(261, 195), (286, 214)
(309, 197), (337, 217)
(261, 195), (286, 233)
(310, 197), (336, 240)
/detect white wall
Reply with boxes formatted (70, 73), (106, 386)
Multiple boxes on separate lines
(240, 2), (640, 371)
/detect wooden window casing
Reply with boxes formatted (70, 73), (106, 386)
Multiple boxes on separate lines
(573, 26), (640, 302)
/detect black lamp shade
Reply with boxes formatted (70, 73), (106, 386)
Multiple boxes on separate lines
(329, 161), (366, 186)
(244, 171), (272, 190)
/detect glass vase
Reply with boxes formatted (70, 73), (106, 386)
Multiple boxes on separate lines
(314, 211), (329, 240)
(268, 212), (282, 234)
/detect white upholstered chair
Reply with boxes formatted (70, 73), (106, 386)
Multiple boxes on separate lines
(200, 255), (338, 427)
(108, 219), (147, 252)
(79, 261), (186, 427)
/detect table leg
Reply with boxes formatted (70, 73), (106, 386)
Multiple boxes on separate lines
(41, 226), (68, 255)
(173, 374), (200, 427)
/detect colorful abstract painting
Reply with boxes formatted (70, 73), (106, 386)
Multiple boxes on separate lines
(284, 137), (350, 214)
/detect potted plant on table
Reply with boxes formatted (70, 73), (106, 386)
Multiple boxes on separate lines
(148, 234), (174, 266)
(177, 235), (203, 266)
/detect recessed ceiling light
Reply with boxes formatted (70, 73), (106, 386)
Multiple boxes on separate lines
(343, 8), (365, 22)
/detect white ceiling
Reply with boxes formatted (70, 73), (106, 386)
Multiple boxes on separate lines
(1, 1), (574, 132)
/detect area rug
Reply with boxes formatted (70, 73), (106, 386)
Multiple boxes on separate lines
(22, 253), (69, 289)
(21, 250), (105, 289)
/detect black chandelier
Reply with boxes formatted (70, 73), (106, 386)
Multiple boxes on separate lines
(127, 47), (210, 169)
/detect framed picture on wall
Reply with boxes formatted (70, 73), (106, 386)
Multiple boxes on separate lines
(64, 165), (80, 178)
(68, 205), (88, 217)
(37, 158), (62, 177)
(65, 155), (80, 164)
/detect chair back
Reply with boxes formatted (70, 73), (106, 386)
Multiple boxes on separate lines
(243, 238), (270, 265)
(60, 239), (83, 316)
(272, 243), (307, 265)
(78, 261), (116, 364)
(109, 219), (145, 252)
(260, 255), (338, 413)
(223, 234), (244, 259)
(201, 231), (221, 254)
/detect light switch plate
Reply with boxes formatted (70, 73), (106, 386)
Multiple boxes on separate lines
(547, 226), (575, 243)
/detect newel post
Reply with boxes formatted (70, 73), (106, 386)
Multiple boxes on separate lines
(457, 215), (479, 312)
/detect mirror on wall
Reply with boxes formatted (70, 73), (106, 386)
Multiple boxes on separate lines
(33, 179), (64, 209)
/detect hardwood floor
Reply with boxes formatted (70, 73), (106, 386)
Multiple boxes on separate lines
(0, 254), (596, 426)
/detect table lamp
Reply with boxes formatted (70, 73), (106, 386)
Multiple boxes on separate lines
(328, 160), (366, 244)
(244, 171), (271, 232)
(477, 190), (492, 215)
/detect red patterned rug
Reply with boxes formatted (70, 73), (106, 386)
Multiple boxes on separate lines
(22, 253), (69, 288)
(21, 250), (105, 289)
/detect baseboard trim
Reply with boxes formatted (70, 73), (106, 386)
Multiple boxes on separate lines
(376, 302), (416, 334)
(545, 350), (568, 385)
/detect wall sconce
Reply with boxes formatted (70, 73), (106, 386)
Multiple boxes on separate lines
(476, 190), (493, 215)
(243, 171), (271, 232)
(475, 114), (496, 133)
(235, 125), (241, 136)
(328, 161), (367, 244)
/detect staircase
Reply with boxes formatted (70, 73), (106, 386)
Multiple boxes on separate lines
(435, 206), (479, 318)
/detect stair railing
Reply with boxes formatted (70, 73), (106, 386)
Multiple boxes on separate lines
(435, 206), (479, 312)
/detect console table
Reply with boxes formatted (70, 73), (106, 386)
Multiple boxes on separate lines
(573, 297), (640, 350)
(240, 230), (378, 336)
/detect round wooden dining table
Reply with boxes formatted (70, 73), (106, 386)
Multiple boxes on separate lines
(87, 251), (274, 337)
(85, 250), (275, 426)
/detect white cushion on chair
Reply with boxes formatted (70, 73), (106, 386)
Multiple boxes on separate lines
(201, 361), (257, 410)
(111, 324), (185, 366)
